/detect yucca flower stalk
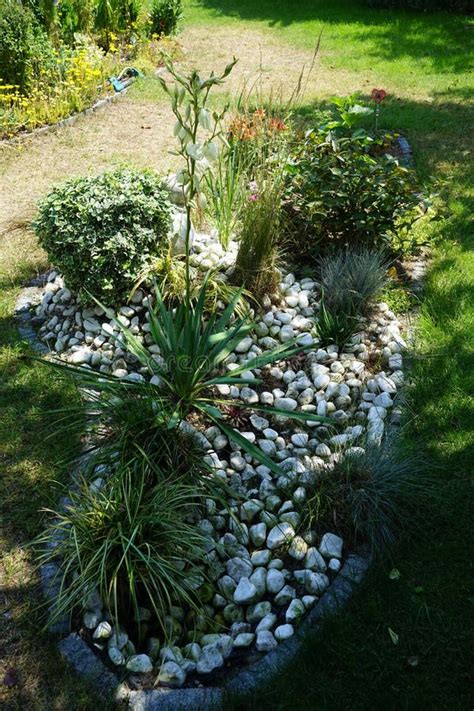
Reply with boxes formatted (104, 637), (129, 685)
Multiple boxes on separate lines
(157, 57), (238, 302)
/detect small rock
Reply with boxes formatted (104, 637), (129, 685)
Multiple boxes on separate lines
(267, 522), (295, 550)
(319, 532), (344, 559)
(233, 577), (258, 605)
(196, 646), (224, 674)
(285, 598), (305, 623)
(274, 624), (294, 641)
(256, 630), (278, 652)
(157, 661), (186, 687)
(233, 632), (255, 648)
(92, 621), (112, 640)
(126, 654), (153, 674)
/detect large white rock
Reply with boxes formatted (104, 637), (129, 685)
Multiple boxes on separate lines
(319, 532), (344, 559)
(267, 522), (295, 550)
(233, 577), (258, 605)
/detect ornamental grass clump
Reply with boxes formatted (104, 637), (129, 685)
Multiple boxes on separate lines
(234, 169), (286, 297)
(303, 436), (431, 558)
(319, 247), (389, 316)
(314, 248), (389, 348)
(35, 456), (221, 636)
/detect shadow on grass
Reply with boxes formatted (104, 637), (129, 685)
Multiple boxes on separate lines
(222, 91), (473, 709)
(191, 0), (471, 72)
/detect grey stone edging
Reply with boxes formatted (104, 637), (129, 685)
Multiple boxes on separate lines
(55, 553), (370, 709)
(1, 90), (128, 146)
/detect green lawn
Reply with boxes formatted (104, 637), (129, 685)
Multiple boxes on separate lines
(0, 1), (473, 708)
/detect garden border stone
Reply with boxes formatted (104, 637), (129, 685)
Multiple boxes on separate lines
(2, 67), (167, 146)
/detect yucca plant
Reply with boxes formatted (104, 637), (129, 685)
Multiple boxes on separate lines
(42, 278), (330, 477)
(35, 455), (221, 636)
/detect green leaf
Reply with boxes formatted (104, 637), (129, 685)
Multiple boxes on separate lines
(388, 627), (399, 645)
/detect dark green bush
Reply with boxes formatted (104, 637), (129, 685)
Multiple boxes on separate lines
(0, 0), (53, 92)
(367, 0), (473, 12)
(34, 168), (172, 304)
(285, 129), (422, 257)
(149, 0), (183, 37)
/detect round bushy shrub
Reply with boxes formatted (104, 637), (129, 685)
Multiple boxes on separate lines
(35, 168), (172, 304)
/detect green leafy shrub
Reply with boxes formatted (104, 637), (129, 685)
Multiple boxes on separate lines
(149, 0), (183, 37)
(34, 168), (172, 305)
(285, 128), (423, 257)
(36, 457), (220, 634)
(0, 0), (53, 92)
(303, 437), (431, 558)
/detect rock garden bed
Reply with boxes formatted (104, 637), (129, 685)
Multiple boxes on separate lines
(16, 57), (430, 707)
(20, 223), (406, 695)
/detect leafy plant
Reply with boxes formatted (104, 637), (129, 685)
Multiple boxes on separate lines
(319, 247), (389, 316)
(35, 456), (220, 635)
(314, 294), (360, 349)
(149, 0), (183, 37)
(303, 436), (431, 558)
(34, 168), (172, 305)
(285, 126), (424, 257)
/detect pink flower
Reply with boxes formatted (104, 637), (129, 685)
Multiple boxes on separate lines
(249, 193), (259, 202)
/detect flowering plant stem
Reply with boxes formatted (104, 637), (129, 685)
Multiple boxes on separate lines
(158, 57), (238, 304)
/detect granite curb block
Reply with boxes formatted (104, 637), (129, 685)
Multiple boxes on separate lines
(55, 552), (370, 709)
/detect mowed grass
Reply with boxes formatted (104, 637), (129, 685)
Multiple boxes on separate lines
(0, 237), (113, 708)
(0, 1), (473, 708)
